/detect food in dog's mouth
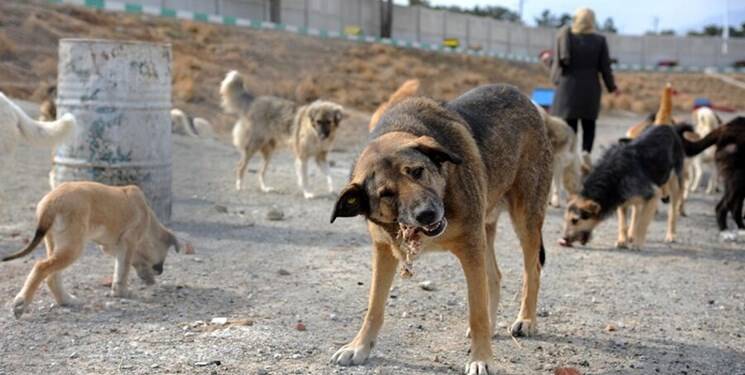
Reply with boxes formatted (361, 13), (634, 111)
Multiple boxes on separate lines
(557, 237), (573, 247)
(560, 231), (590, 247)
(397, 218), (448, 278)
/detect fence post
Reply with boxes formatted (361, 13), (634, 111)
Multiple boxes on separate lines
(416, 5), (421, 42)
(303, 0), (309, 28)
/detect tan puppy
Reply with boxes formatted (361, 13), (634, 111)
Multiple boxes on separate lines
(330, 85), (551, 374)
(368, 79), (420, 132)
(2, 181), (179, 318)
(221, 71), (346, 198)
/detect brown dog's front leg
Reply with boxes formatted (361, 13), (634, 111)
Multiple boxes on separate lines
(331, 242), (397, 366)
(112, 245), (134, 298)
(454, 241), (497, 375)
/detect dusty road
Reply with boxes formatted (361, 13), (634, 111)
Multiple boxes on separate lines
(0, 110), (743, 375)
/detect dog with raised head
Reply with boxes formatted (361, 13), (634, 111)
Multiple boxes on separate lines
(2, 181), (180, 318)
(687, 106), (722, 194)
(560, 124), (690, 250)
(329, 84), (551, 374)
(682, 116), (745, 241)
(0, 91), (75, 164)
(221, 70), (346, 198)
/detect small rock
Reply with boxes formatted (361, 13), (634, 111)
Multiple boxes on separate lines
(266, 207), (285, 221)
(151, 364), (160, 369)
(69, 352), (78, 359)
(419, 280), (436, 291)
(211, 317), (228, 325)
(605, 324), (617, 332)
(192, 257), (203, 263)
(537, 309), (550, 318)
(99, 276), (113, 288)
(295, 322), (306, 331)
(277, 269), (291, 276)
(554, 368), (582, 375)
(329, 313), (337, 320)
(183, 242), (195, 255)
(401, 311), (409, 318)
(214, 205), (228, 213)
(195, 360), (221, 367)
(256, 369), (269, 375)
(708, 299), (715, 305)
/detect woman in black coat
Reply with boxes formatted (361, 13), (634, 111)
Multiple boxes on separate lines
(551, 8), (617, 162)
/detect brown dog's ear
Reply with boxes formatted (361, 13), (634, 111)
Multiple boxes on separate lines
(412, 136), (463, 166)
(584, 200), (601, 215)
(331, 183), (369, 223)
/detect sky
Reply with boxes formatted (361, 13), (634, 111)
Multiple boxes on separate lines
(394, 0), (745, 36)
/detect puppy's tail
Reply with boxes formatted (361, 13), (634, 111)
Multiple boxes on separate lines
(220, 70), (254, 115)
(1, 91), (75, 146)
(654, 82), (673, 125)
(1, 208), (55, 262)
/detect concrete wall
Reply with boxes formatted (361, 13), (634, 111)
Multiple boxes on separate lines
(119, 0), (745, 68)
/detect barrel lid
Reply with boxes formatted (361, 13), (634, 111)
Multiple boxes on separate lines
(60, 38), (172, 49)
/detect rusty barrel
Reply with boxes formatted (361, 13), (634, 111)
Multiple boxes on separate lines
(53, 39), (173, 221)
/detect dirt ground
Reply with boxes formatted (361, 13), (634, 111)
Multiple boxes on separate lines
(0, 104), (744, 375)
(2, 1), (745, 135)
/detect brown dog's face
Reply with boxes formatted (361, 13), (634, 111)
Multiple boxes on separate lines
(561, 196), (602, 246)
(331, 133), (462, 238)
(310, 104), (345, 140)
(133, 227), (179, 285)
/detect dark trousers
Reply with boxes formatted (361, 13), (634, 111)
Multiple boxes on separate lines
(565, 118), (596, 153)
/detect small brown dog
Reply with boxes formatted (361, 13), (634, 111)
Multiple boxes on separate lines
(2, 181), (179, 318)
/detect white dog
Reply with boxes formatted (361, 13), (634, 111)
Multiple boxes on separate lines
(170, 108), (214, 138)
(687, 107), (721, 194)
(535, 104), (581, 207)
(0, 91), (75, 165)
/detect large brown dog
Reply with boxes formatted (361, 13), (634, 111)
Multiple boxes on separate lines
(368, 79), (420, 132)
(2, 181), (179, 318)
(330, 85), (551, 374)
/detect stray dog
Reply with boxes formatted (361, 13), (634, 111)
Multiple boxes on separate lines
(560, 124), (689, 249)
(688, 107), (722, 194)
(625, 83), (675, 139)
(0, 91), (75, 164)
(682, 116), (745, 241)
(330, 85), (551, 374)
(170, 108), (213, 137)
(368, 79), (420, 132)
(535, 104), (581, 207)
(2, 181), (180, 318)
(220, 71), (346, 198)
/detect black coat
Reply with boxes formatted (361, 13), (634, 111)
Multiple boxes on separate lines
(551, 32), (616, 120)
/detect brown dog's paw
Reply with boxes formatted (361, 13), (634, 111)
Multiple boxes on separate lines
(465, 359), (498, 375)
(330, 342), (371, 366)
(11, 297), (26, 319)
(510, 319), (537, 337)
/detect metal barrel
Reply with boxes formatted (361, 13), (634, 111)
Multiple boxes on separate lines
(53, 39), (173, 222)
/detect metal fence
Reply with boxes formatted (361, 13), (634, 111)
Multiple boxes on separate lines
(78, 0), (745, 69)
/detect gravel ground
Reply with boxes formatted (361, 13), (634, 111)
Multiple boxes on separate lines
(0, 110), (744, 375)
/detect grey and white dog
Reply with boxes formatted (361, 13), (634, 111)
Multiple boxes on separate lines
(220, 71), (346, 198)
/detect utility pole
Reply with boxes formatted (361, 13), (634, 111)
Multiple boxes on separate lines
(722, 0), (729, 54)
(380, 0), (393, 38)
(518, 0), (524, 22)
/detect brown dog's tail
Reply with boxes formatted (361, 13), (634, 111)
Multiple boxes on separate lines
(654, 83), (673, 125)
(1, 208), (54, 262)
(368, 79), (420, 132)
(681, 125), (722, 157)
